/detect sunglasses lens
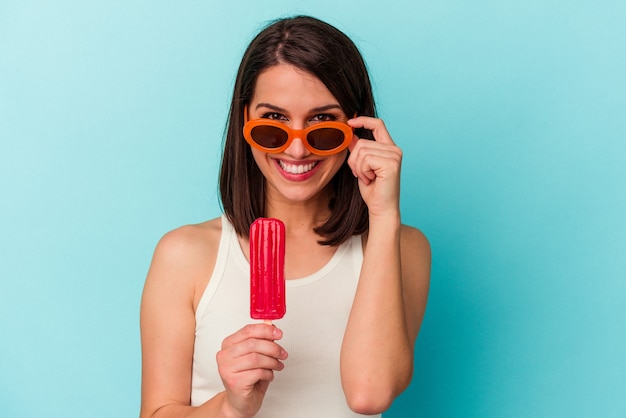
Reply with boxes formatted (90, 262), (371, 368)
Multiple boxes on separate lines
(307, 128), (346, 151)
(250, 125), (289, 149)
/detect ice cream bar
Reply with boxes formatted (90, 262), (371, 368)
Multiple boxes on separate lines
(250, 217), (286, 321)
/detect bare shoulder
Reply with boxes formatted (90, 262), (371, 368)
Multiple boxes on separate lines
(399, 224), (431, 341)
(399, 223), (431, 276)
(400, 224), (430, 258)
(139, 218), (224, 416)
(155, 217), (222, 260)
(144, 217), (223, 309)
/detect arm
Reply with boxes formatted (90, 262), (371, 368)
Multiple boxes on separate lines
(341, 117), (431, 414)
(140, 224), (228, 417)
(140, 223), (287, 418)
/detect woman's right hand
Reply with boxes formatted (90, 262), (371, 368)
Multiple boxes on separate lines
(216, 323), (288, 417)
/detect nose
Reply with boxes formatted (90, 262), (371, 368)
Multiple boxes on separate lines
(284, 134), (310, 159)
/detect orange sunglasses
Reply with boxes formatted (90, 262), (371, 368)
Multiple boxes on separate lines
(243, 107), (353, 156)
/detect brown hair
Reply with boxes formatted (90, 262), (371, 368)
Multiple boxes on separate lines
(219, 15), (376, 246)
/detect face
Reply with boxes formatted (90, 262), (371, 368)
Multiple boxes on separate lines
(248, 64), (350, 206)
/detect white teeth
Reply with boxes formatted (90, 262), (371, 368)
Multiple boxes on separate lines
(278, 161), (317, 174)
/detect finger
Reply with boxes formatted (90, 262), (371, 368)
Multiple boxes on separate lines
(229, 338), (288, 360)
(347, 133), (360, 153)
(236, 351), (286, 372)
(222, 324), (283, 348)
(347, 142), (372, 184)
(354, 157), (377, 183)
(348, 116), (394, 145)
(348, 141), (401, 183)
(243, 368), (276, 383)
(221, 368), (276, 392)
(350, 140), (402, 162)
(218, 352), (285, 380)
(216, 343), (286, 379)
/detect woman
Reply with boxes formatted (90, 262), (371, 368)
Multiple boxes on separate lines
(140, 15), (430, 418)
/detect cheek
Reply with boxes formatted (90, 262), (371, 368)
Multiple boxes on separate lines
(251, 148), (269, 170)
(328, 151), (348, 175)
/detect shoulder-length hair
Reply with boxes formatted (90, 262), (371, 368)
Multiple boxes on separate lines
(219, 15), (376, 246)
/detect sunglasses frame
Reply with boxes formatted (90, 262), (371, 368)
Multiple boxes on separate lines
(243, 107), (353, 156)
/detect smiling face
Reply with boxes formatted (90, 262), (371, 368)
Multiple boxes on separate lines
(248, 64), (350, 207)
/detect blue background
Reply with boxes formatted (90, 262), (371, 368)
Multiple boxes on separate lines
(1, 1), (625, 417)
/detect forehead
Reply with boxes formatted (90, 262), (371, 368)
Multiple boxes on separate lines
(251, 64), (339, 111)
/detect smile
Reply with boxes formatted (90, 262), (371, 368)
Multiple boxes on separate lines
(277, 160), (318, 174)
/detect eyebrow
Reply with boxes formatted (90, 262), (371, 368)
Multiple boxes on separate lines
(254, 103), (343, 113)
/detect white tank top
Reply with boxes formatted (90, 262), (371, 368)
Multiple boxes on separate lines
(191, 216), (379, 417)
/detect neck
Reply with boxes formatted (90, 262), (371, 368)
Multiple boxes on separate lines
(264, 190), (333, 234)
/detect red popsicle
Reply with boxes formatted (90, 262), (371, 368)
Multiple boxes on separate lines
(250, 218), (286, 322)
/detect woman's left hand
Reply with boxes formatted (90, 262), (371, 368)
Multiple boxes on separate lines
(347, 116), (402, 218)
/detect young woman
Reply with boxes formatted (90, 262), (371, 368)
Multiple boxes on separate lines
(140, 15), (430, 418)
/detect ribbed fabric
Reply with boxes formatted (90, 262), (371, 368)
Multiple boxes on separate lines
(191, 216), (380, 417)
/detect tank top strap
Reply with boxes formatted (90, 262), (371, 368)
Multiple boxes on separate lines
(195, 215), (236, 321)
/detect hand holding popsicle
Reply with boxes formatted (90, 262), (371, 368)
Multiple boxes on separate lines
(214, 218), (288, 416)
(216, 324), (288, 417)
